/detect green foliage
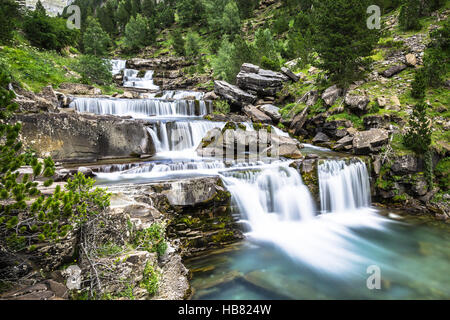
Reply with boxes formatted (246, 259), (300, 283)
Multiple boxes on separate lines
(177, 0), (204, 27)
(83, 17), (111, 56)
(0, 0), (20, 44)
(403, 102), (432, 154)
(185, 32), (201, 58)
(133, 223), (168, 258)
(0, 71), (111, 253)
(23, 8), (79, 52)
(312, 0), (380, 86)
(434, 157), (450, 191)
(221, 1), (241, 36)
(399, 0), (422, 31)
(171, 30), (185, 56)
(124, 14), (155, 51)
(140, 262), (159, 295)
(75, 55), (112, 86)
(213, 100), (231, 114)
(411, 69), (426, 99)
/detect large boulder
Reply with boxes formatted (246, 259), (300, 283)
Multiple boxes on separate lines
(13, 113), (156, 163)
(197, 125), (303, 159)
(298, 90), (319, 106)
(236, 64), (289, 97)
(321, 85), (342, 106)
(352, 129), (389, 154)
(382, 64), (407, 78)
(281, 67), (300, 82)
(258, 104), (282, 123)
(345, 93), (370, 113)
(289, 107), (309, 136)
(243, 105), (272, 123)
(214, 80), (257, 107)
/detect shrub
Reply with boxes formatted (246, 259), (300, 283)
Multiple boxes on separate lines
(403, 102), (432, 154)
(133, 223), (168, 258)
(399, 0), (422, 31)
(0, 0), (20, 44)
(75, 55), (112, 85)
(140, 262), (159, 295)
(213, 100), (231, 114)
(171, 30), (185, 56)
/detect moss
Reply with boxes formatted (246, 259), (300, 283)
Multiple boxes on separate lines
(211, 230), (235, 243)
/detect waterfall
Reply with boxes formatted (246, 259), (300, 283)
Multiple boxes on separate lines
(147, 121), (225, 152)
(110, 59), (127, 75)
(318, 159), (371, 213)
(123, 69), (160, 90)
(70, 98), (211, 118)
(221, 165), (317, 225)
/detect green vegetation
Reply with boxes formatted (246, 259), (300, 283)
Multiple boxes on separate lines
(140, 262), (159, 295)
(133, 223), (168, 258)
(75, 55), (113, 85)
(0, 68), (111, 253)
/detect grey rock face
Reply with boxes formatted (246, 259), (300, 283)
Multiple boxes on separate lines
(14, 113), (156, 163)
(352, 129), (389, 154)
(214, 80), (257, 107)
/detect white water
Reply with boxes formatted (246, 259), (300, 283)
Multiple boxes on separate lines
(219, 160), (389, 275)
(110, 59), (127, 75)
(123, 68), (160, 90)
(70, 97), (211, 118)
(318, 159), (371, 213)
(147, 121), (225, 153)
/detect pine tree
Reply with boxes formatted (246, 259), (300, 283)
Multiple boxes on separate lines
(312, 0), (380, 86)
(171, 30), (185, 56)
(0, 0), (20, 43)
(116, 0), (131, 31)
(185, 32), (201, 58)
(398, 0), (422, 31)
(403, 102), (432, 154)
(177, 0), (204, 27)
(221, 1), (241, 36)
(83, 17), (111, 56)
(124, 14), (153, 51)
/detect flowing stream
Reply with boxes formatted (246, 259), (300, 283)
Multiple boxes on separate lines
(70, 68), (450, 300)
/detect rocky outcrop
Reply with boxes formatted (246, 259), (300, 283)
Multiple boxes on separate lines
(197, 123), (304, 159)
(243, 105), (272, 123)
(257, 104), (282, 123)
(352, 129), (390, 154)
(321, 85), (342, 106)
(289, 107), (309, 136)
(236, 66), (289, 97)
(14, 113), (156, 163)
(214, 80), (257, 107)
(345, 93), (370, 113)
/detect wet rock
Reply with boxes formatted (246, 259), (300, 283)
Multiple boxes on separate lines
(391, 155), (422, 174)
(352, 129), (389, 154)
(203, 91), (218, 101)
(312, 132), (330, 144)
(333, 135), (354, 151)
(77, 166), (95, 177)
(1, 280), (68, 300)
(214, 80), (257, 107)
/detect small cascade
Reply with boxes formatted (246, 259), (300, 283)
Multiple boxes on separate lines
(110, 59), (127, 75)
(147, 121), (225, 152)
(70, 98), (211, 118)
(221, 165), (317, 224)
(318, 159), (371, 213)
(123, 69), (160, 90)
(159, 91), (205, 100)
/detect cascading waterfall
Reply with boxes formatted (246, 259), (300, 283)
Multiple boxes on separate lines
(123, 69), (160, 90)
(70, 97), (212, 118)
(318, 159), (371, 213)
(219, 160), (387, 274)
(110, 59), (127, 75)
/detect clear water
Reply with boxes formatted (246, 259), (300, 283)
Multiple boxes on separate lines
(187, 215), (450, 300)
